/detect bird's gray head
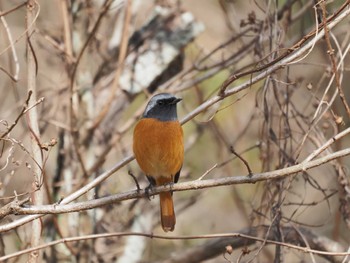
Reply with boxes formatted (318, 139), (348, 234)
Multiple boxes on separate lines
(143, 93), (182, 121)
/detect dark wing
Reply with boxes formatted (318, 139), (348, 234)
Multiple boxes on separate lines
(174, 166), (182, 183)
(146, 175), (156, 186)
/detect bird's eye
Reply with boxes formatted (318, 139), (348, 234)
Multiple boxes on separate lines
(158, 100), (164, 105)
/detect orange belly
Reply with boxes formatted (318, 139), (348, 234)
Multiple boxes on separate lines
(133, 118), (184, 184)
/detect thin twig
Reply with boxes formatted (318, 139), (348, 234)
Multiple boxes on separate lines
(0, 1), (40, 57)
(320, 1), (350, 118)
(218, 0), (350, 95)
(128, 170), (141, 192)
(89, 0), (132, 130)
(68, 0), (114, 178)
(230, 146), (253, 176)
(0, 226), (348, 262)
(0, 91), (32, 139)
(0, 13), (19, 81)
(0, 1), (26, 17)
(180, 2), (350, 125)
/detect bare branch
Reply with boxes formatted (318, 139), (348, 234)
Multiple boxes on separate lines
(0, 226), (347, 262)
(4, 147), (350, 217)
(25, 1), (43, 261)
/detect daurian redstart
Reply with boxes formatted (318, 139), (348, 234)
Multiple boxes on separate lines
(133, 93), (184, 232)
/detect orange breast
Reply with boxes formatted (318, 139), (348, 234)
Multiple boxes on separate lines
(133, 118), (184, 183)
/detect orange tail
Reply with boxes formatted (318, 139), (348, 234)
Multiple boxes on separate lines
(159, 192), (176, 232)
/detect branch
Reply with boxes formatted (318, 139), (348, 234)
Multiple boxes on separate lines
(1, 0), (349, 240)
(161, 225), (347, 263)
(0, 197), (30, 220)
(320, 1), (350, 118)
(0, 91), (32, 139)
(0, 226), (347, 262)
(89, 0), (132, 130)
(0, 1), (26, 17)
(0, 10), (19, 81)
(181, 1), (350, 125)
(4, 147), (350, 216)
(0, 155), (133, 233)
(68, 0), (114, 177)
(26, 0), (42, 262)
(219, 0), (350, 94)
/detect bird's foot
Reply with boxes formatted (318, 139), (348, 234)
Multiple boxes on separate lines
(145, 183), (154, 201)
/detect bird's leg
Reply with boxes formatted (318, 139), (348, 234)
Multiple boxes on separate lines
(145, 184), (153, 200)
(145, 176), (156, 200)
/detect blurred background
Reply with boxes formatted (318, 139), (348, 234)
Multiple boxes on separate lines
(0, 0), (350, 262)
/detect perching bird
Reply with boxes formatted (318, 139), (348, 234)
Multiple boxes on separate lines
(133, 93), (184, 232)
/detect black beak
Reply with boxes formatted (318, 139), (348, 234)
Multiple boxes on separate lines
(172, 97), (182, 104)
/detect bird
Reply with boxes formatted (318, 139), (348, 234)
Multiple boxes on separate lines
(133, 93), (184, 232)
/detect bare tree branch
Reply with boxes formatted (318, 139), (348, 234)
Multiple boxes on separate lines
(2, 147), (350, 217)
(0, 226), (347, 262)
